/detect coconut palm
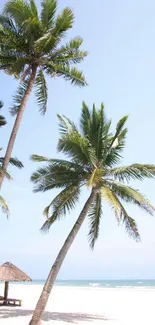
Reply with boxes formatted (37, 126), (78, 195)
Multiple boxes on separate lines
(0, 0), (87, 188)
(29, 102), (155, 324)
(0, 101), (23, 216)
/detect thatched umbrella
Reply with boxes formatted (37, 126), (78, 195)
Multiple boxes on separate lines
(0, 262), (31, 302)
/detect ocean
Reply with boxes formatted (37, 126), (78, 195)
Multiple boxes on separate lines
(15, 279), (155, 289)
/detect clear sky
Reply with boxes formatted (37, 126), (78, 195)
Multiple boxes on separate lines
(1, 0), (155, 280)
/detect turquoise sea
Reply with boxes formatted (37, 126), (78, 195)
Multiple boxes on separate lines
(14, 279), (155, 289)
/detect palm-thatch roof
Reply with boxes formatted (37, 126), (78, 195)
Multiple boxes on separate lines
(0, 262), (31, 282)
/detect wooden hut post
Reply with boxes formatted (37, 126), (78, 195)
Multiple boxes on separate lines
(4, 281), (9, 301)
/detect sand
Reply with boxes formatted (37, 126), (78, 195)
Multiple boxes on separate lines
(0, 284), (155, 324)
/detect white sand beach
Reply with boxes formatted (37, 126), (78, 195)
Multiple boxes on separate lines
(0, 284), (155, 325)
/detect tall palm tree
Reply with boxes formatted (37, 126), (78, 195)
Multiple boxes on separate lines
(0, 0), (87, 188)
(0, 101), (23, 216)
(29, 103), (155, 325)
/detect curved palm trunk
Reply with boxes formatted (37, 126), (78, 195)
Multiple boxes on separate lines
(29, 188), (96, 325)
(0, 64), (37, 189)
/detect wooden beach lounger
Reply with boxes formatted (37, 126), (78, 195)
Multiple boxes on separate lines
(0, 297), (22, 306)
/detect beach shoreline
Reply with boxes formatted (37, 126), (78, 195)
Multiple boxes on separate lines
(0, 283), (155, 324)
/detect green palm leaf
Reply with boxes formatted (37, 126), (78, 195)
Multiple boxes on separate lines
(0, 167), (12, 180)
(35, 69), (47, 114)
(111, 193), (140, 241)
(80, 102), (91, 136)
(0, 195), (9, 218)
(0, 116), (6, 127)
(30, 0), (38, 19)
(41, 184), (80, 232)
(10, 76), (30, 115)
(88, 192), (102, 249)
(53, 7), (74, 38)
(50, 37), (88, 65)
(101, 186), (140, 240)
(106, 181), (155, 215)
(4, 0), (33, 26)
(30, 154), (51, 163)
(8, 157), (23, 168)
(31, 159), (86, 192)
(110, 164), (155, 182)
(58, 132), (96, 166)
(57, 114), (78, 136)
(0, 101), (6, 127)
(45, 63), (87, 87)
(101, 186), (121, 220)
(41, 0), (56, 29)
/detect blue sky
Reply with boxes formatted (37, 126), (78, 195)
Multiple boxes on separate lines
(1, 0), (155, 280)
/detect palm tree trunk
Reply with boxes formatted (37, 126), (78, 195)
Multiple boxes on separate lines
(0, 64), (37, 189)
(29, 188), (96, 325)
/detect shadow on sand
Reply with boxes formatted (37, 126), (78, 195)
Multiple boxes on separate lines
(0, 308), (108, 323)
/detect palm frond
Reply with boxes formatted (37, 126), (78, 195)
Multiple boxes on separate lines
(45, 63), (87, 87)
(22, 16), (41, 39)
(4, 0), (32, 26)
(9, 157), (23, 168)
(103, 116), (128, 167)
(0, 115), (6, 127)
(35, 69), (47, 114)
(31, 155), (82, 169)
(0, 101), (3, 109)
(41, 184), (80, 232)
(0, 195), (9, 218)
(109, 116), (128, 149)
(86, 168), (104, 187)
(57, 114), (78, 136)
(0, 157), (23, 168)
(106, 181), (155, 215)
(50, 37), (87, 64)
(30, 0), (38, 19)
(112, 193), (140, 241)
(110, 164), (155, 182)
(10, 76), (30, 115)
(41, 0), (56, 29)
(51, 50), (87, 65)
(88, 192), (102, 249)
(0, 167), (12, 180)
(101, 186), (140, 240)
(123, 215), (140, 241)
(13, 58), (30, 78)
(100, 186), (121, 221)
(30, 154), (51, 162)
(80, 102), (91, 136)
(91, 103), (109, 158)
(0, 15), (16, 31)
(53, 7), (74, 38)
(31, 159), (85, 192)
(115, 115), (128, 138)
(39, 33), (60, 54)
(104, 138), (126, 167)
(58, 131), (96, 166)
(0, 54), (17, 67)
(34, 32), (52, 52)
(80, 103), (112, 161)
(53, 37), (83, 55)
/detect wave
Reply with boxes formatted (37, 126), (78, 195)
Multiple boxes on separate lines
(115, 285), (134, 288)
(89, 282), (101, 287)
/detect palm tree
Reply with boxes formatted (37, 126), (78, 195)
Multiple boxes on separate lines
(29, 103), (155, 325)
(0, 0), (87, 188)
(0, 101), (23, 216)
